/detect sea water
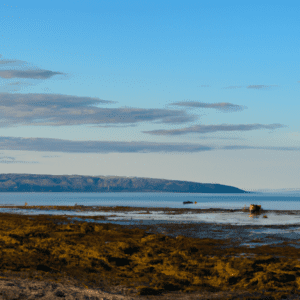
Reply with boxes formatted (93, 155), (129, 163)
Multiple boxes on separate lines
(0, 191), (300, 210)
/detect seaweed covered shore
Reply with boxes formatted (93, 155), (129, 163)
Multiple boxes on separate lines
(1, 207), (300, 299)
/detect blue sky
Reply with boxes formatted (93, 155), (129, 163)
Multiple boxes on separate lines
(0, 0), (299, 191)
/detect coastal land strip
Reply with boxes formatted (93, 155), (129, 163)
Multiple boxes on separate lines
(0, 173), (249, 193)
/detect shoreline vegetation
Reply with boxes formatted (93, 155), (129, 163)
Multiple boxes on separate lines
(0, 206), (300, 299)
(0, 173), (249, 193)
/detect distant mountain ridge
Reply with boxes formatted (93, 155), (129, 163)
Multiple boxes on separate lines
(0, 174), (249, 193)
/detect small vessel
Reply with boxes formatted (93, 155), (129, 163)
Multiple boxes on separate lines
(249, 204), (261, 213)
(183, 201), (193, 204)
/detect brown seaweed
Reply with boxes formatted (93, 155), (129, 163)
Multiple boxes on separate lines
(0, 208), (299, 299)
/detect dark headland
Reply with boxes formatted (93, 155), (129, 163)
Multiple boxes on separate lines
(0, 173), (249, 193)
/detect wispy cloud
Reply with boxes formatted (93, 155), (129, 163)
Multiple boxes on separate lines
(0, 59), (26, 67)
(7, 81), (26, 86)
(222, 85), (279, 90)
(0, 55), (65, 82)
(0, 156), (39, 164)
(169, 101), (246, 112)
(0, 80), (36, 93)
(0, 137), (213, 153)
(0, 156), (15, 161)
(0, 136), (298, 155)
(0, 70), (64, 79)
(222, 145), (300, 151)
(143, 123), (286, 136)
(246, 85), (278, 89)
(222, 86), (243, 89)
(0, 93), (197, 127)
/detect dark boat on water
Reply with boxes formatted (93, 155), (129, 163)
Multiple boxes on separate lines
(183, 201), (193, 204)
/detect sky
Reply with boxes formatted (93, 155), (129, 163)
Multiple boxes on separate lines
(0, 0), (299, 191)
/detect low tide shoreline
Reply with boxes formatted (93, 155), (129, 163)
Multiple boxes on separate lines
(1, 206), (300, 299)
(1, 204), (300, 249)
(2, 204), (300, 215)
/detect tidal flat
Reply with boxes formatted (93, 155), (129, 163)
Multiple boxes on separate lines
(1, 205), (300, 299)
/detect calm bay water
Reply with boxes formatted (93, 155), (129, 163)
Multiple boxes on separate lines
(0, 191), (300, 210)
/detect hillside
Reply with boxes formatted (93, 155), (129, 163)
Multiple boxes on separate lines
(0, 174), (249, 193)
